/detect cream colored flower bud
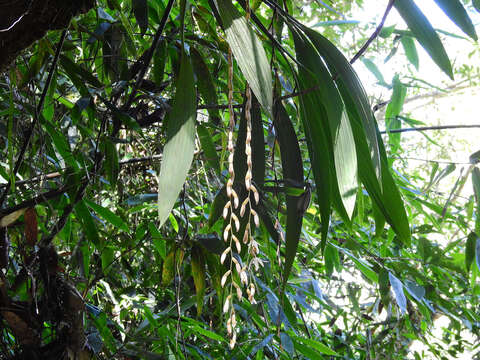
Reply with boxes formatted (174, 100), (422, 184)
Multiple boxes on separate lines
(223, 224), (231, 242)
(250, 185), (259, 204)
(243, 224), (250, 244)
(231, 213), (240, 231)
(226, 317), (232, 335)
(233, 236), (241, 253)
(220, 247), (231, 264)
(221, 270), (231, 287)
(223, 294), (232, 313)
(232, 190), (239, 208)
(223, 201), (231, 219)
(240, 197), (249, 217)
(229, 331), (236, 349)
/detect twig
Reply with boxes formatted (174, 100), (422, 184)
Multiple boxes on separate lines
(0, 29), (68, 207)
(380, 124), (480, 134)
(123, 0), (175, 111)
(391, 156), (471, 165)
(349, 0), (395, 64)
(0, 183), (75, 217)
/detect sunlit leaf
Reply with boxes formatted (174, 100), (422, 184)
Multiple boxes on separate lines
(401, 36), (419, 70)
(433, 0), (477, 40)
(389, 272), (407, 314)
(215, 0), (273, 115)
(394, 0), (453, 79)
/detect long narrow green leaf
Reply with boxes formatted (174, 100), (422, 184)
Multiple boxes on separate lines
(401, 36), (419, 70)
(394, 0), (454, 79)
(251, 96), (265, 186)
(294, 28), (358, 221)
(385, 75), (407, 152)
(74, 200), (100, 246)
(197, 124), (220, 174)
(301, 26), (382, 186)
(215, 0), (273, 115)
(273, 101), (303, 288)
(433, 0), (477, 40)
(473, 167), (480, 233)
(291, 28), (332, 248)
(300, 26), (409, 244)
(191, 47), (221, 124)
(157, 52), (197, 228)
(466, 232), (478, 272)
(84, 199), (129, 232)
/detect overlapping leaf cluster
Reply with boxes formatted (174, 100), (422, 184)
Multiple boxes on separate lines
(0, 0), (479, 359)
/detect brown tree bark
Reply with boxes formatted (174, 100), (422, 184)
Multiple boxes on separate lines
(0, 0), (95, 71)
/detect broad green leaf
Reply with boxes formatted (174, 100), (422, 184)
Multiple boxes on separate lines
(42, 73), (57, 122)
(132, 0), (148, 35)
(184, 319), (226, 342)
(74, 200), (100, 246)
(149, 222), (166, 259)
(470, 150), (480, 164)
(157, 52), (197, 228)
(334, 111), (358, 219)
(191, 47), (221, 124)
(273, 101), (303, 289)
(475, 0), (480, 13)
(401, 36), (419, 69)
(376, 132), (411, 244)
(433, 0), (477, 40)
(59, 55), (102, 88)
(389, 272), (407, 315)
(153, 40), (167, 85)
(394, 0), (453, 79)
(291, 28), (332, 248)
(294, 28), (358, 223)
(84, 199), (129, 232)
(101, 245), (115, 274)
(215, 0), (273, 115)
(191, 246), (206, 316)
(43, 121), (78, 169)
(466, 232), (477, 272)
(292, 340), (324, 360)
(362, 58), (387, 84)
(208, 186), (228, 228)
(197, 124), (220, 174)
(473, 167), (480, 232)
(385, 75), (407, 151)
(293, 336), (339, 356)
(250, 96), (265, 187)
(301, 26), (382, 186)
(102, 137), (119, 188)
(161, 250), (184, 287)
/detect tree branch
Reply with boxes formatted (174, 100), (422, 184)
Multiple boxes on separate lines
(349, 0), (395, 64)
(380, 124), (480, 134)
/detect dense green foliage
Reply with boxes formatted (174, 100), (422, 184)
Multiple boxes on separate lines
(0, 0), (479, 359)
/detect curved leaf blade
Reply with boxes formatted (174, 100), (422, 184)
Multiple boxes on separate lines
(215, 0), (273, 115)
(157, 52), (197, 228)
(394, 0), (453, 79)
(273, 101), (303, 288)
(433, 0), (477, 40)
(389, 272), (407, 315)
